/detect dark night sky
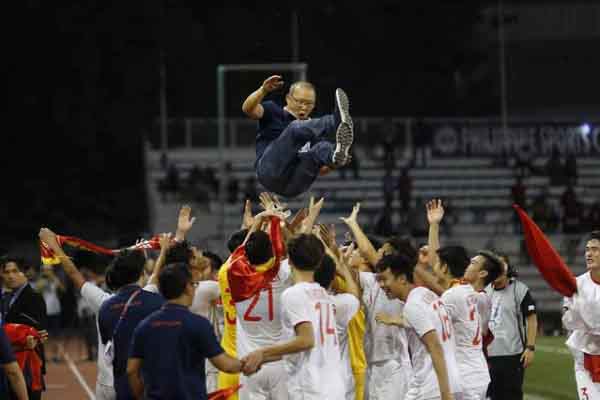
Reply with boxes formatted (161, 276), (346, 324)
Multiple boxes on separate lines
(3, 1), (492, 246)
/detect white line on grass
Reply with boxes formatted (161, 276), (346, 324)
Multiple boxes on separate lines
(60, 344), (96, 400)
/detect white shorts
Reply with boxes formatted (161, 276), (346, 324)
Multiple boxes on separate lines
(95, 383), (116, 400)
(366, 359), (412, 400)
(462, 385), (488, 400)
(575, 364), (600, 399)
(239, 361), (289, 400)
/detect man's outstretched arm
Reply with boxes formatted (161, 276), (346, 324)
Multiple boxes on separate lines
(242, 75), (283, 119)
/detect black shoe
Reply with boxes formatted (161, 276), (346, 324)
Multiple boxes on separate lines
(334, 88), (352, 127)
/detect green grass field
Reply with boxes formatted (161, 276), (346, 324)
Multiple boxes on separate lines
(524, 336), (578, 400)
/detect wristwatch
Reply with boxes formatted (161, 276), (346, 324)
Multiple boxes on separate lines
(526, 345), (535, 351)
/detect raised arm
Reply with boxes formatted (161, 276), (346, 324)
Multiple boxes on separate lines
(242, 75), (283, 120)
(147, 233), (173, 287)
(427, 199), (444, 269)
(175, 205), (196, 242)
(39, 228), (86, 291)
(341, 203), (380, 267)
(300, 197), (324, 234)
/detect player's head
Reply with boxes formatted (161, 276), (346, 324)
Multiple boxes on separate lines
(245, 231), (273, 266)
(166, 240), (209, 281)
(315, 253), (337, 290)
(378, 236), (417, 261)
(1, 255), (28, 289)
(463, 250), (504, 287)
(203, 251), (223, 281)
(375, 254), (416, 301)
(433, 246), (470, 280)
(586, 231), (600, 271)
(285, 81), (316, 120)
(105, 250), (146, 290)
(227, 229), (248, 253)
(287, 233), (325, 272)
(159, 262), (195, 305)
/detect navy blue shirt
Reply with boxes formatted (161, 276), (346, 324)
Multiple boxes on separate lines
(129, 303), (224, 400)
(255, 100), (296, 161)
(0, 324), (16, 397)
(98, 284), (164, 399)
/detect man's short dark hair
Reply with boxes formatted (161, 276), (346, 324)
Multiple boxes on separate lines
(159, 263), (192, 300)
(228, 229), (248, 253)
(165, 241), (193, 265)
(245, 231), (273, 266)
(375, 254), (416, 282)
(105, 250), (145, 290)
(589, 231), (600, 242)
(288, 234), (325, 271)
(385, 236), (417, 263)
(203, 251), (223, 273)
(315, 254), (336, 289)
(1, 255), (26, 272)
(478, 250), (505, 285)
(438, 246), (470, 278)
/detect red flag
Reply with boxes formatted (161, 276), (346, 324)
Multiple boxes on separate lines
(3, 323), (43, 391)
(228, 217), (284, 303)
(513, 204), (577, 297)
(208, 384), (242, 400)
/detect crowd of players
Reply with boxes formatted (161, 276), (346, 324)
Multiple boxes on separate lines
(1, 190), (597, 400)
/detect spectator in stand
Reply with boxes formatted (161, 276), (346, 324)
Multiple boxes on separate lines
(411, 118), (432, 168)
(545, 149), (565, 186)
(531, 190), (558, 233)
(374, 206), (395, 237)
(398, 167), (413, 223)
(33, 265), (65, 363)
(407, 197), (428, 239)
(225, 162), (239, 204)
(561, 185), (585, 265)
(588, 201), (600, 231)
(511, 176), (527, 233)
(1, 257), (48, 400)
(564, 153), (578, 185)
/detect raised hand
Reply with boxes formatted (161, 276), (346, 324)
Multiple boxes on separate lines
(426, 199), (445, 225)
(158, 233), (173, 251)
(261, 75), (284, 93)
(340, 203), (361, 226)
(287, 208), (308, 233)
(319, 224), (341, 260)
(38, 228), (60, 250)
(242, 200), (255, 229)
(177, 205), (196, 236)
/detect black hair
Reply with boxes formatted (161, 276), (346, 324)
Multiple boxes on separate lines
(105, 250), (145, 290)
(375, 254), (416, 282)
(1, 255), (26, 272)
(158, 262), (192, 300)
(288, 234), (325, 271)
(589, 231), (600, 242)
(478, 250), (505, 285)
(492, 250), (518, 279)
(245, 231), (273, 266)
(165, 241), (193, 265)
(73, 250), (111, 275)
(437, 246), (470, 279)
(385, 236), (418, 263)
(203, 251), (223, 273)
(315, 254), (336, 289)
(228, 229), (249, 253)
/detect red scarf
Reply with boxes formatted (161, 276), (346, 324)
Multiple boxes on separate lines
(3, 323), (43, 391)
(208, 384), (242, 400)
(228, 217), (284, 303)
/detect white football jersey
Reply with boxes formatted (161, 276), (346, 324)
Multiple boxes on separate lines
(442, 284), (490, 390)
(360, 272), (410, 365)
(234, 260), (293, 358)
(332, 293), (360, 396)
(282, 282), (346, 400)
(564, 272), (600, 355)
(404, 286), (462, 399)
(190, 280), (220, 318)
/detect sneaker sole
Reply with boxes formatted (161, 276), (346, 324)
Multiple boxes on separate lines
(335, 88), (352, 126)
(333, 122), (354, 166)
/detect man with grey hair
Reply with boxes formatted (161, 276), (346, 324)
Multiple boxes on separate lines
(242, 75), (354, 198)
